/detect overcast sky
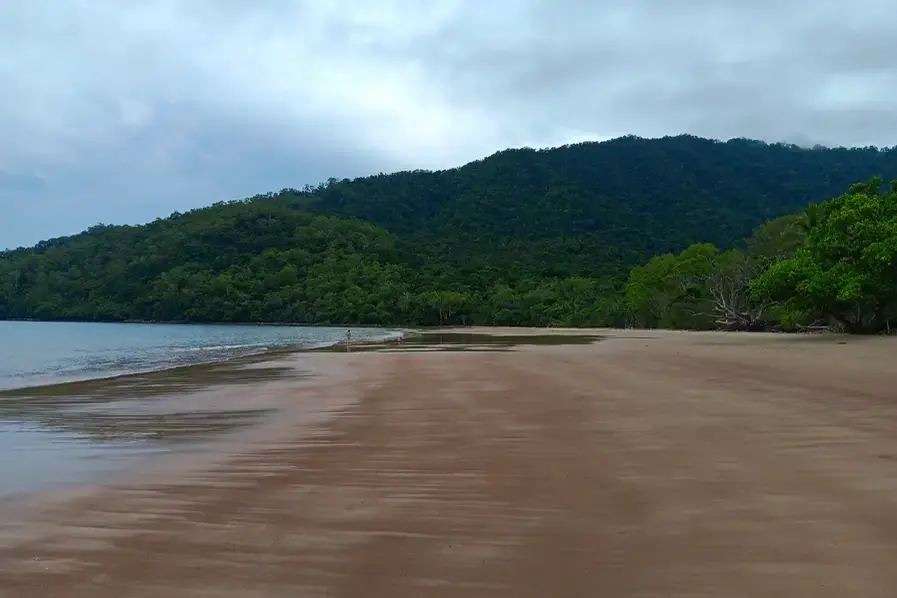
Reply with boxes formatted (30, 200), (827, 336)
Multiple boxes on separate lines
(3, 0), (897, 249)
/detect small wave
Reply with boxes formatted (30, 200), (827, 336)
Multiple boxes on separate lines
(170, 343), (269, 353)
(235, 347), (270, 357)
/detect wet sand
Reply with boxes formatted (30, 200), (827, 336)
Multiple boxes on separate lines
(0, 354), (313, 500)
(3, 329), (897, 596)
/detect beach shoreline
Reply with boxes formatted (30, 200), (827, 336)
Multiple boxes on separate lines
(0, 322), (404, 395)
(0, 328), (581, 504)
(0, 328), (597, 518)
(0, 348), (380, 538)
(4, 328), (897, 596)
(0, 327), (872, 504)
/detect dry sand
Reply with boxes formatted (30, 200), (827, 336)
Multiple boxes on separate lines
(2, 328), (897, 597)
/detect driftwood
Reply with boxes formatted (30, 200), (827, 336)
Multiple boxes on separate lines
(682, 257), (770, 332)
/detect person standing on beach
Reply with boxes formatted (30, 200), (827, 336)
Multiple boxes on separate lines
(346, 328), (351, 352)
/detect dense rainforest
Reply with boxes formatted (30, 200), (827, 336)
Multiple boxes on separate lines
(2, 134), (897, 331)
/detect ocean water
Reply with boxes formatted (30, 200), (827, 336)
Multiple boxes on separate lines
(0, 321), (394, 391)
(0, 321), (397, 499)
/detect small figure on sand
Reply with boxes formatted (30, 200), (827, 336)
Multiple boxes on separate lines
(346, 328), (351, 352)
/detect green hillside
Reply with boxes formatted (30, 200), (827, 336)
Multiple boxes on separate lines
(310, 135), (897, 278)
(2, 134), (896, 328)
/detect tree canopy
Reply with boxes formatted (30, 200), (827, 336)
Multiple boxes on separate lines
(753, 179), (897, 333)
(2, 135), (896, 331)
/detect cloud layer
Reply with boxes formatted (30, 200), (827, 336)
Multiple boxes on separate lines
(3, 0), (897, 248)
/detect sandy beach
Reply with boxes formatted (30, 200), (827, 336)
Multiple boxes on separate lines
(2, 328), (897, 596)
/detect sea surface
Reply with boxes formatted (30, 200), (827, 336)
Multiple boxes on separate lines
(0, 321), (394, 391)
(0, 321), (397, 499)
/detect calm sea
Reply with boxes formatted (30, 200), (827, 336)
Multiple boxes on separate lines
(0, 321), (397, 499)
(0, 321), (394, 391)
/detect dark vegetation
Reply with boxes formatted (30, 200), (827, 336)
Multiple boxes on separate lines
(2, 134), (897, 331)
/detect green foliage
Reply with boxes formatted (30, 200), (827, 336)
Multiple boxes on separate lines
(2, 136), (897, 331)
(626, 253), (682, 327)
(626, 217), (810, 331)
(312, 135), (897, 278)
(753, 178), (897, 332)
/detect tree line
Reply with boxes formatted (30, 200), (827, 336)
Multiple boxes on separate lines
(2, 135), (896, 332)
(2, 176), (894, 332)
(0, 204), (627, 326)
(626, 178), (897, 333)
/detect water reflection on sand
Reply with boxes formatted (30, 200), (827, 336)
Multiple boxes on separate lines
(0, 354), (300, 498)
(0, 333), (602, 499)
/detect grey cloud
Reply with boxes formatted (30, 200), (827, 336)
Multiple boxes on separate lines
(412, 0), (897, 147)
(3, 101), (393, 248)
(3, 0), (897, 248)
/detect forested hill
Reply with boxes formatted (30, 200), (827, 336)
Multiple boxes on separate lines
(311, 135), (897, 277)
(2, 134), (897, 326)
